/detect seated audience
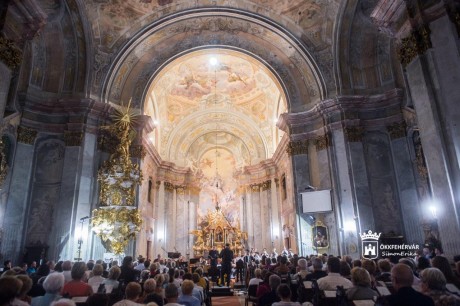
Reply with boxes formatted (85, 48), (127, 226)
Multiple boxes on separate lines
(346, 267), (378, 301)
(31, 273), (65, 306)
(317, 257), (352, 290)
(296, 259), (309, 280)
(420, 268), (460, 306)
(102, 266), (121, 291)
(178, 280), (200, 306)
(362, 259), (377, 287)
(305, 258), (327, 281)
(376, 259), (392, 283)
(387, 263), (435, 306)
(249, 268), (263, 286)
(432, 256), (460, 289)
(88, 264), (105, 291)
(339, 261), (351, 279)
(164, 284), (181, 306)
(113, 282), (143, 306)
(272, 284), (301, 306)
(259, 274), (282, 306)
(50, 298), (76, 306)
(256, 272), (272, 298)
(120, 256), (138, 284)
(61, 262), (93, 298)
(16, 274), (33, 304)
(0, 276), (23, 306)
(142, 279), (164, 306)
(61, 261), (72, 283)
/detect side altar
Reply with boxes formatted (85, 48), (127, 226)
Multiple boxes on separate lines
(190, 206), (247, 256)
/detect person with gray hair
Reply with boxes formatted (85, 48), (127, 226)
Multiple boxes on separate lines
(31, 273), (65, 306)
(420, 268), (460, 305)
(296, 258), (309, 279)
(259, 274), (282, 306)
(305, 257), (327, 281)
(143, 279), (164, 305)
(248, 268), (263, 286)
(61, 261), (72, 283)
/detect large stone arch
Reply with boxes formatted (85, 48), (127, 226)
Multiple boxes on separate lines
(334, 0), (405, 95)
(101, 8), (327, 113)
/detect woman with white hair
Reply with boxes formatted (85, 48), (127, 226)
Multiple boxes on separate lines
(421, 268), (460, 306)
(296, 258), (309, 280)
(31, 273), (65, 306)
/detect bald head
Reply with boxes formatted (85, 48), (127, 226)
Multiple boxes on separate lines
(391, 263), (414, 291)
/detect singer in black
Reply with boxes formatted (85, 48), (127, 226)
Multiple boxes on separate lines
(220, 243), (234, 286)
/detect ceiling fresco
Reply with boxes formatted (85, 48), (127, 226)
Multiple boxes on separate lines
(144, 48), (286, 167)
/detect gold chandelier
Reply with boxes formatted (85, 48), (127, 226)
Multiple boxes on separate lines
(92, 100), (143, 254)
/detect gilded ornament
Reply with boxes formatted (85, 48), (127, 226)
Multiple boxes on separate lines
(92, 100), (144, 254)
(345, 127), (364, 142)
(315, 135), (331, 151)
(387, 122), (406, 139)
(164, 182), (175, 192)
(0, 36), (22, 70)
(398, 25), (432, 67)
(261, 180), (271, 191)
(130, 145), (146, 159)
(250, 183), (260, 192)
(286, 140), (309, 156)
(0, 137), (9, 186)
(64, 131), (84, 147)
(17, 126), (37, 145)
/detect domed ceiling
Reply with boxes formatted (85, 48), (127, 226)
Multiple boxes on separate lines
(144, 48), (287, 168)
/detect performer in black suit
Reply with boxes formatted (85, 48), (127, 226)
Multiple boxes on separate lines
(208, 246), (219, 282)
(220, 243), (234, 286)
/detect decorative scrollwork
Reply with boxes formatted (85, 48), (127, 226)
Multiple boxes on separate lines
(130, 145), (146, 159)
(315, 135), (331, 151)
(387, 122), (407, 139)
(345, 127), (364, 142)
(17, 126), (38, 145)
(398, 25), (432, 67)
(64, 131), (84, 147)
(0, 36), (22, 70)
(261, 180), (271, 191)
(286, 140), (309, 156)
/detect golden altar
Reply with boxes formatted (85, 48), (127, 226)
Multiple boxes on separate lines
(190, 206), (247, 256)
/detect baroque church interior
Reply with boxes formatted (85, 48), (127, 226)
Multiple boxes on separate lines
(1, 0), (460, 266)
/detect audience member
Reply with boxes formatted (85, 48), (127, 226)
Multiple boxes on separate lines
(88, 264), (105, 291)
(164, 284), (181, 306)
(249, 268), (263, 286)
(61, 261), (72, 283)
(102, 266), (121, 291)
(142, 279), (164, 306)
(61, 262), (93, 298)
(376, 259), (392, 283)
(259, 274), (282, 306)
(31, 273), (64, 306)
(347, 267), (378, 300)
(317, 257), (352, 290)
(272, 284), (300, 306)
(432, 256), (460, 289)
(420, 268), (460, 306)
(386, 263), (434, 306)
(305, 258), (327, 281)
(177, 280), (200, 306)
(113, 282), (143, 306)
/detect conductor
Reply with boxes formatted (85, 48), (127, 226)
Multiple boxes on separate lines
(220, 243), (234, 286)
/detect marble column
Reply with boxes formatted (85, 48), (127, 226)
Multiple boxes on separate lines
(1, 141), (34, 263)
(260, 183), (269, 251)
(389, 129), (423, 244)
(330, 129), (360, 258)
(270, 178), (281, 251)
(154, 181), (166, 257)
(406, 54), (460, 256)
(250, 185), (261, 251)
(171, 187), (177, 249)
(245, 187), (254, 249)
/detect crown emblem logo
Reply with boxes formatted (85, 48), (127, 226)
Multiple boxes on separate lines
(360, 230), (381, 240)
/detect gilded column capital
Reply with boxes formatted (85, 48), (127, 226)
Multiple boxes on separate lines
(164, 182), (175, 192)
(155, 181), (161, 189)
(64, 131), (84, 147)
(175, 185), (187, 195)
(17, 126), (38, 145)
(250, 183), (260, 192)
(315, 134), (331, 151)
(387, 122), (407, 139)
(286, 140), (309, 156)
(345, 127), (364, 142)
(398, 25), (432, 67)
(0, 36), (22, 70)
(261, 180), (271, 191)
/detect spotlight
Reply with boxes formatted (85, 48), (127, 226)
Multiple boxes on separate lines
(209, 57), (218, 66)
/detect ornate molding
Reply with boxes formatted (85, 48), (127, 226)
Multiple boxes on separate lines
(261, 180), (271, 191)
(387, 122), (407, 139)
(398, 25), (432, 67)
(250, 183), (260, 192)
(164, 181), (175, 192)
(175, 185), (186, 195)
(345, 127), (364, 143)
(0, 136), (9, 186)
(415, 142), (428, 180)
(315, 135), (331, 151)
(64, 131), (84, 147)
(17, 126), (37, 144)
(286, 140), (309, 156)
(98, 129), (118, 153)
(155, 181), (161, 189)
(0, 36), (22, 70)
